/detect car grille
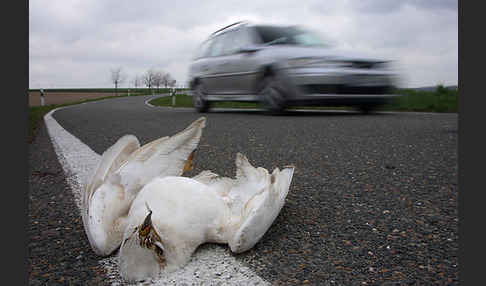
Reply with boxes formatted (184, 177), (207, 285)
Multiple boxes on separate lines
(301, 84), (392, 95)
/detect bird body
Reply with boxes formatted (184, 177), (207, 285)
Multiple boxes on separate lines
(81, 116), (295, 283)
(118, 153), (294, 282)
(82, 117), (206, 256)
(119, 176), (229, 282)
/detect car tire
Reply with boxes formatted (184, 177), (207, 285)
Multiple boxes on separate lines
(259, 75), (286, 114)
(357, 104), (377, 114)
(192, 83), (210, 113)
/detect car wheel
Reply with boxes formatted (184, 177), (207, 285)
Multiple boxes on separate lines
(357, 105), (377, 114)
(193, 84), (210, 113)
(259, 75), (286, 114)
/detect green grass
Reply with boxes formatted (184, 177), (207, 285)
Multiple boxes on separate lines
(149, 94), (259, 109)
(29, 105), (58, 143)
(149, 86), (458, 113)
(382, 87), (458, 113)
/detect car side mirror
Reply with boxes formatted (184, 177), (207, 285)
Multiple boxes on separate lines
(238, 45), (260, 54)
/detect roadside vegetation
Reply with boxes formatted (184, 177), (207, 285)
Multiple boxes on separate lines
(149, 85), (458, 113)
(149, 93), (260, 109)
(381, 85), (458, 113)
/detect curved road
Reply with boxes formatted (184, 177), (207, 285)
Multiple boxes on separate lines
(51, 95), (458, 285)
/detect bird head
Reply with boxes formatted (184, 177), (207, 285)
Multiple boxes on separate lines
(137, 203), (166, 265)
(119, 204), (166, 282)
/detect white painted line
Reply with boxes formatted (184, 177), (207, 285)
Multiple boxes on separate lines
(144, 94), (170, 108)
(44, 105), (270, 286)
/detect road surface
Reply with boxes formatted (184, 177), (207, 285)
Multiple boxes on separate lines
(29, 95), (458, 285)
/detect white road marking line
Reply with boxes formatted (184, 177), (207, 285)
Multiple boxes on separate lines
(144, 94), (170, 108)
(44, 106), (270, 286)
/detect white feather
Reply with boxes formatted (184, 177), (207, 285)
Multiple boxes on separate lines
(82, 117), (207, 256)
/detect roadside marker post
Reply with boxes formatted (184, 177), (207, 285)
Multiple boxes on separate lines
(40, 88), (45, 106)
(172, 88), (176, 107)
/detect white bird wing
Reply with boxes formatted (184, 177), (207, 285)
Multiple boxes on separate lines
(191, 153), (295, 254)
(82, 134), (140, 255)
(227, 153), (295, 253)
(83, 117), (206, 257)
(83, 134), (140, 218)
(116, 117), (207, 196)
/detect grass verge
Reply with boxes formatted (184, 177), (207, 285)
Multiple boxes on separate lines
(381, 87), (458, 113)
(149, 94), (260, 109)
(149, 86), (458, 113)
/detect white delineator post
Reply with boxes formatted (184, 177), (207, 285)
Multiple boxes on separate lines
(172, 88), (176, 107)
(40, 88), (45, 106)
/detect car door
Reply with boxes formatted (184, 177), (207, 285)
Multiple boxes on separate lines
(190, 38), (212, 88)
(218, 27), (262, 96)
(199, 33), (231, 95)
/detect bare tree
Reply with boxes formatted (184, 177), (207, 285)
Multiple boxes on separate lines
(162, 73), (175, 89)
(152, 71), (164, 92)
(110, 67), (125, 96)
(132, 75), (141, 89)
(169, 79), (177, 92)
(142, 69), (156, 92)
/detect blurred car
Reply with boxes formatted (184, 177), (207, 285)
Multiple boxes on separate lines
(188, 21), (400, 113)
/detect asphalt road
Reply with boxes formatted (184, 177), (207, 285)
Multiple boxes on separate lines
(50, 95), (458, 285)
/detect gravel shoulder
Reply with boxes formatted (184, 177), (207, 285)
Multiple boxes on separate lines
(28, 121), (110, 286)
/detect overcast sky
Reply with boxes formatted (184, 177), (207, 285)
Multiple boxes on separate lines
(29, 0), (457, 89)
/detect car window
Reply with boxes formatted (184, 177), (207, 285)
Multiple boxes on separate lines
(221, 31), (237, 55)
(194, 39), (212, 59)
(204, 26), (260, 57)
(254, 25), (330, 47)
(231, 28), (253, 52)
(207, 34), (227, 57)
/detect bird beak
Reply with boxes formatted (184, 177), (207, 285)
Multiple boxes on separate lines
(138, 209), (153, 238)
(136, 208), (166, 266)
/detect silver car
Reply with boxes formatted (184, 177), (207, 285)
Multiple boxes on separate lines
(188, 21), (399, 113)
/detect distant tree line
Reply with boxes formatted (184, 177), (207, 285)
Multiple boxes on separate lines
(110, 67), (177, 94)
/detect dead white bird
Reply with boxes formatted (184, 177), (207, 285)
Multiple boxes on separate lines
(82, 117), (206, 256)
(118, 153), (294, 282)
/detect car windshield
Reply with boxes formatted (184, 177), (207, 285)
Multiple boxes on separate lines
(254, 25), (330, 47)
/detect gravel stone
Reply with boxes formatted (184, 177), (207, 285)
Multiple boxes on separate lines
(28, 121), (110, 286)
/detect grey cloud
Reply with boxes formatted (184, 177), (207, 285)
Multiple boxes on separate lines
(354, 1), (404, 14)
(353, 0), (457, 14)
(29, 0), (457, 88)
(408, 0), (457, 11)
